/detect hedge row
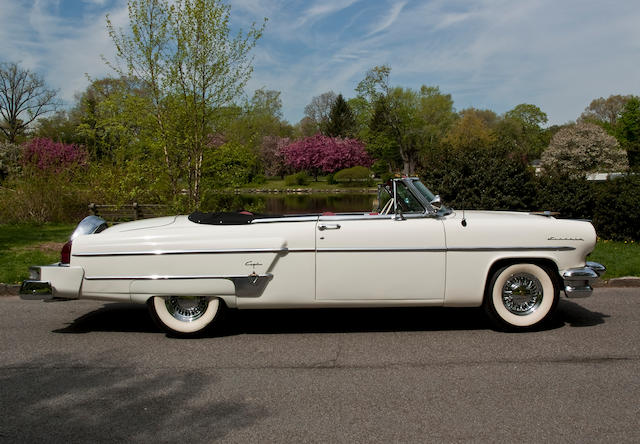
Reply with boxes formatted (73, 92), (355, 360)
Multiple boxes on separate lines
(420, 149), (639, 242)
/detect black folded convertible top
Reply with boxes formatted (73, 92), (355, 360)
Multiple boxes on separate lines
(188, 211), (279, 225)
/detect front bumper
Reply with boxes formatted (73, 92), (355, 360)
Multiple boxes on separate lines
(562, 261), (606, 298)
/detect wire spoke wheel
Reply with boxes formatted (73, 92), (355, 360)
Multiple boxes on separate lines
(165, 296), (209, 322)
(149, 296), (221, 336)
(501, 273), (543, 316)
(484, 263), (558, 330)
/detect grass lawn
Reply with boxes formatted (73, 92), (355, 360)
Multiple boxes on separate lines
(588, 239), (640, 280)
(0, 224), (75, 284)
(1, 223), (637, 284)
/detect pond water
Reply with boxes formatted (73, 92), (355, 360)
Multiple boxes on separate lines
(200, 192), (377, 215)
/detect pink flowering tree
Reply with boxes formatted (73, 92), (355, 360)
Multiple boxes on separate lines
(22, 138), (88, 176)
(282, 134), (371, 179)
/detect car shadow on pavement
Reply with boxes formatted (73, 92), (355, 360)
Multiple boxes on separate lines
(0, 355), (267, 442)
(53, 303), (157, 334)
(53, 299), (608, 336)
(554, 299), (609, 327)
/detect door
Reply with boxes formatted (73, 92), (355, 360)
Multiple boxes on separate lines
(315, 216), (446, 300)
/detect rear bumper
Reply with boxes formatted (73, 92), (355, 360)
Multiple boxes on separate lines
(20, 280), (53, 300)
(562, 261), (606, 298)
(19, 264), (84, 301)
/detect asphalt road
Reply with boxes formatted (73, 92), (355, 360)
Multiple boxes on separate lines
(1, 288), (638, 443)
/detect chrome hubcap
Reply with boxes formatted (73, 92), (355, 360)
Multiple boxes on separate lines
(165, 296), (208, 322)
(501, 273), (543, 316)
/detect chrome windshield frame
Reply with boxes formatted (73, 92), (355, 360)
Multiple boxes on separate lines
(395, 177), (437, 216)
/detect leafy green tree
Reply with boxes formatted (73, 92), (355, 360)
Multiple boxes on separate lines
(0, 141), (21, 181)
(580, 95), (632, 129)
(202, 142), (262, 188)
(73, 77), (156, 161)
(225, 88), (293, 150)
(325, 94), (356, 138)
(495, 103), (549, 158)
(615, 97), (640, 169)
(356, 66), (455, 175)
(34, 110), (81, 145)
(443, 111), (494, 151)
(106, 0), (265, 205)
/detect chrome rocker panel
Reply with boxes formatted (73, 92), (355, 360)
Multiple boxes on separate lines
(562, 261), (606, 298)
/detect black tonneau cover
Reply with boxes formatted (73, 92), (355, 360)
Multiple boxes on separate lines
(188, 211), (282, 225)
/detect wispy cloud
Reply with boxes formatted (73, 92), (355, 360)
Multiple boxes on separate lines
(0, 0), (128, 105)
(368, 1), (406, 36)
(296, 0), (362, 27)
(2, 0), (639, 126)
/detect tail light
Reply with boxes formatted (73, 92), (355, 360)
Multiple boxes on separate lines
(61, 241), (72, 265)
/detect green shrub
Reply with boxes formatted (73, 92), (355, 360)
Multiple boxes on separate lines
(0, 173), (88, 224)
(533, 174), (595, 219)
(592, 175), (640, 241)
(333, 166), (373, 186)
(421, 148), (535, 210)
(87, 160), (169, 205)
(284, 172), (310, 186)
(202, 142), (262, 188)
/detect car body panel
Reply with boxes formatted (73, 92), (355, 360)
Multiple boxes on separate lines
(20, 179), (603, 315)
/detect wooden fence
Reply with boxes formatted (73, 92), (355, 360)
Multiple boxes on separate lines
(88, 203), (171, 222)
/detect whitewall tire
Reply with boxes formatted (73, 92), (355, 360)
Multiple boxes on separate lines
(484, 263), (558, 331)
(149, 296), (221, 336)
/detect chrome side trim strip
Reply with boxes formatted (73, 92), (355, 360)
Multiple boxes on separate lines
(317, 247), (447, 253)
(84, 273), (270, 280)
(75, 245), (574, 257)
(73, 247), (293, 257)
(317, 246), (574, 252)
(447, 246), (575, 252)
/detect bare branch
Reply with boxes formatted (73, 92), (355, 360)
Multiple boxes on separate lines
(0, 62), (60, 142)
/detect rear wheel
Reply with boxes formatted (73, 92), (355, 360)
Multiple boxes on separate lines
(149, 296), (221, 337)
(484, 263), (558, 331)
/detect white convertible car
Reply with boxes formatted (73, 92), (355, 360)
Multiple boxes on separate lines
(21, 177), (604, 335)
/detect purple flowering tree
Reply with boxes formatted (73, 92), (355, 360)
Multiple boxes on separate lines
(282, 134), (371, 179)
(22, 138), (88, 175)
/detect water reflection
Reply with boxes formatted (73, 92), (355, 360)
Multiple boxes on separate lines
(201, 193), (377, 214)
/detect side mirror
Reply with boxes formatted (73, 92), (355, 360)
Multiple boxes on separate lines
(430, 195), (441, 208)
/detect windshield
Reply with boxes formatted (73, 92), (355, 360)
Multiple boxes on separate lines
(411, 180), (436, 202)
(411, 179), (452, 215)
(395, 181), (424, 213)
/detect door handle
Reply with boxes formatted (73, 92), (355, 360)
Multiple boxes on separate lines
(318, 223), (341, 231)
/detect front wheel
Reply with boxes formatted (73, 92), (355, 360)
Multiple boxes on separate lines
(484, 263), (558, 331)
(148, 296), (221, 337)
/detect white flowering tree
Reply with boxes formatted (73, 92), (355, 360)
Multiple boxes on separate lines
(541, 123), (629, 176)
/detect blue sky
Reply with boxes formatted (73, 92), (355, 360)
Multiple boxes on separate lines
(1, 0), (639, 125)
